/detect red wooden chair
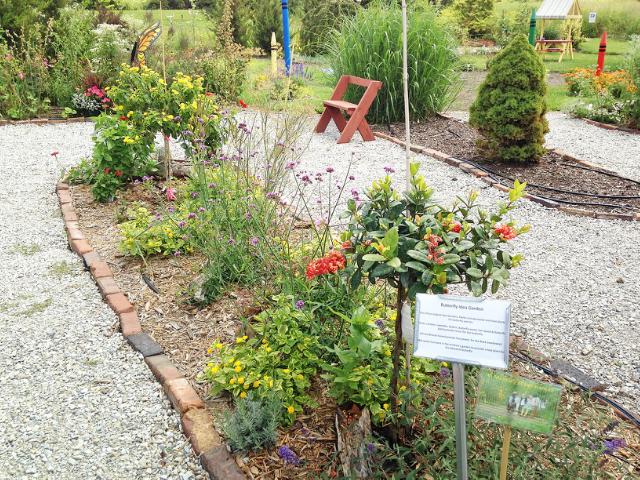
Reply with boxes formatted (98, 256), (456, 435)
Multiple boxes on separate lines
(315, 75), (383, 144)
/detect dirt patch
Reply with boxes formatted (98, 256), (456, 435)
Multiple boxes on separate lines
(384, 116), (640, 215)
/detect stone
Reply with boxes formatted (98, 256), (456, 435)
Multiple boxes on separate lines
(164, 378), (204, 414)
(145, 354), (183, 384)
(550, 359), (607, 391)
(181, 408), (221, 455)
(200, 445), (245, 480)
(127, 332), (164, 357)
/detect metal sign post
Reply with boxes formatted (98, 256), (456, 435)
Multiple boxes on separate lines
(453, 362), (468, 480)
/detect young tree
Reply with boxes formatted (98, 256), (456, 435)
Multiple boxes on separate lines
(470, 34), (549, 163)
(0, 0), (67, 37)
(452, 0), (494, 37)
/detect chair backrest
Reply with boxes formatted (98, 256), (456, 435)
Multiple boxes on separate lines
(330, 75), (383, 102)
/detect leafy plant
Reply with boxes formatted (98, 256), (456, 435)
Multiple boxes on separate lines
(340, 162), (529, 434)
(203, 299), (322, 425)
(223, 393), (280, 452)
(299, 0), (359, 56)
(327, 1), (460, 124)
(470, 34), (548, 163)
(452, 0), (494, 38)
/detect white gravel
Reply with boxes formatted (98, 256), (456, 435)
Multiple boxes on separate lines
(447, 111), (640, 181)
(295, 119), (640, 414)
(0, 123), (207, 479)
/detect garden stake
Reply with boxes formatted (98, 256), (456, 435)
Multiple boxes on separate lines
(401, 0), (411, 191)
(271, 32), (278, 75)
(281, 0), (292, 75)
(528, 9), (537, 46)
(159, 0), (167, 84)
(596, 31), (607, 76)
(499, 426), (512, 480)
(390, 284), (407, 442)
(453, 362), (468, 480)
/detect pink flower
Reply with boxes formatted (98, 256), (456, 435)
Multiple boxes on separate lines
(17, 72), (25, 80)
(50, 151), (59, 158)
(166, 188), (177, 201)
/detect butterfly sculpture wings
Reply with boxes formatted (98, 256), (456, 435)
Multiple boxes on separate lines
(130, 22), (162, 67)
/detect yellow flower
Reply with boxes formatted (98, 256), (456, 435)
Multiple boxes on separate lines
(215, 343), (223, 349)
(261, 339), (268, 345)
(238, 377), (245, 384)
(252, 380), (260, 388)
(239, 391), (247, 399)
(383, 403), (390, 411)
(123, 136), (135, 145)
(207, 347), (213, 354)
(234, 365), (242, 373)
(127, 111), (134, 118)
(236, 335), (248, 344)
(191, 100), (197, 109)
(400, 385), (407, 391)
(441, 361), (449, 367)
(210, 365), (219, 374)
(266, 347), (272, 353)
(244, 382), (250, 390)
(296, 374), (304, 381)
(390, 312), (397, 321)
(282, 368), (290, 374)
(229, 378), (235, 385)
(287, 406), (295, 414)
(268, 379), (274, 388)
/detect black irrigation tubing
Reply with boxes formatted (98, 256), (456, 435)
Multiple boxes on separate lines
(463, 160), (638, 211)
(511, 351), (640, 430)
(560, 162), (640, 187)
(464, 159), (640, 201)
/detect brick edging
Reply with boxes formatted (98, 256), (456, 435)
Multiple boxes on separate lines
(581, 118), (640, 135)
(56, 181), (245, 480)
(373, 131), (640, 222)
(0, 116), (95, 126)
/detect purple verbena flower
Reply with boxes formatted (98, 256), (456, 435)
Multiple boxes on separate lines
(325, 166), (334, 173)
(177, 221), (186, 229)
(191, 191), (199, 198)
(277, 445), (300, 466)
(198, 207), (206, 213)
(249, 237), (259, 246)
(366, 443), (376, 454)
(228, 238), (236, 246)
(188, 212), (196, 219)
(603, 438), (626, 454)
(384, 166), (395, 174)
(440, 367), (451, 378)
(348, 175), (355, 181)
(174, 250), (181, 257)
(295, 300), (305, 309)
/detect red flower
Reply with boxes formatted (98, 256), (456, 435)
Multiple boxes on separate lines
(341, 240), (353, 250)
(306, 250), (346, 280)
(450, 222), (462, 233)
(119, 116), (127, 121)
(238, 99), (248, 109)
(104, 167), (111, 174)
(495, 224), (517, 241)
(205, 92), (214, 97)
(114, 170), (123, 177)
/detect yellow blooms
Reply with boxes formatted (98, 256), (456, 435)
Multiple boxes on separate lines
(282, 368), (290, 374)
(234, 365), (242, 373)
(287, 406), (295, 414)
(127, 111), (134, 118)
(296, 374), (304, 381)
(239, 391), (247, 399)
(235, 335), (248, 344)
(237, 377), (245, 384)
(215, 343), (223, 350)
(191, 100), (198, 109)
(383, 403), (390, 411)
(229, 378), (236, 385)
(252, 380), (260, 388)
(265, 347), (272, 353)
(210, 365), (219, 374)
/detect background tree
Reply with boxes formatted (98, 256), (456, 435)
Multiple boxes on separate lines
(452, 0), (494, 37)
(0, 0), (67, 36)
(470, 34), (548, 163)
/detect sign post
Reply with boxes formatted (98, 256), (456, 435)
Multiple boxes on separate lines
(589, 12), (597, 24)
(413, 295), (511, 480)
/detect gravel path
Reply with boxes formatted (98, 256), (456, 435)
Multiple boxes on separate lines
(446, 111), (640, 181)
(296, 120), (640, 414)
(0, 124), (206, 479)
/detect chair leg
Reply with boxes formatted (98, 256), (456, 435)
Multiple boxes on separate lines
(337, 116), (360, 144)
(357, 118), (375, 141)
(330, 109), (347, 132)
(315, 108), (333, 133)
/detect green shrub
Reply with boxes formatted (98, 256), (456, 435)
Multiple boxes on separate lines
(626, 36), (640, 127)
(452, 0), (494, 38)
(0, 0), (66, 36)
(470, 34), (548, 163)
(223, 394), (280, 452)
(300, 0), (359, 56)
(327, 1), (460, 124)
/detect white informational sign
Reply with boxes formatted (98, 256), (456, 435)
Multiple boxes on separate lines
(413, 294), (511, 369)
(589, 12), (597, 23)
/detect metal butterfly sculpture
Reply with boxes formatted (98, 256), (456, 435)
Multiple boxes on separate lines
(130, 22), (162, 67)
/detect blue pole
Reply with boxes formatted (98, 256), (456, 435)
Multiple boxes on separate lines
(281, 0), (291, 75)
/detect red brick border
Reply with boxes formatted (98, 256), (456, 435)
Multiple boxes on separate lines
(581, 118), (640, 135)
(56, 183), (245, 480)
(0, 116), (94, 126)
(373, 131), (639, 222)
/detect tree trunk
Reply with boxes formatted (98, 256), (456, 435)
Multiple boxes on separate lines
(163, 135), (172, 180)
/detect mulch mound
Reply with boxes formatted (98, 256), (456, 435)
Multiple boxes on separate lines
(382, 116), (640, 216)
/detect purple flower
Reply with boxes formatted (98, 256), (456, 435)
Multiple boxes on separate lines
(439, 367), (450, 378)
(249, 237), (259, 246)
(277, 445), (300, 466)
(174, 250), (181, 257)
(366, 443), (376, 454)
(208, 182), (217, 189)
(351, 189), (360, 199)
(198, 207), (206, 212)
(191, 191), (199, 198)
(325, 166), (334, 173)
(348, 175), (355, 181)
(384, 166), (395, 174)
(603, 438), (626, 454)
(188, 212), (196, 219)
(178, 221), (186, 229)
(286, 162), (296, 170)
(266, 192), (280, 200)
(295, 300), (305, 309)
(168, 207), (175, 213)
(228, 238), (236, 246)
(245, 212), (252, 220)
(301, 174), (312, 185)
(276, 141), (285, 147)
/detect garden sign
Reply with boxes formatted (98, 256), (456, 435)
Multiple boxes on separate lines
(413, 294), (511, 480)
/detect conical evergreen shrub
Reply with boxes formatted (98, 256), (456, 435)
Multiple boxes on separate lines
(470, 34), (549, 163)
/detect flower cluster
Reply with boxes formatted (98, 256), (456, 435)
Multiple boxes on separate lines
(277, 445), (300, 465)
(424, 233), (444, 264)
(306, 250), (346, 280)
(494, 224), (517, 241)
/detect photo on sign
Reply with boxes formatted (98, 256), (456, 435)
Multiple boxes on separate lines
(475, 369), (562, 435)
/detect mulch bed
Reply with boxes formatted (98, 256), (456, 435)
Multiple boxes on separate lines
(382, 116), (640, 215)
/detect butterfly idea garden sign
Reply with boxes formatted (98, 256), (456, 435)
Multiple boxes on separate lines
(413, 294), (511, 480)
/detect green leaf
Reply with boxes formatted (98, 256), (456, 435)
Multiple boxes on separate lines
(470, 280), (482, 297)
(371, 264), (394, 279)
(421, 271), (433, 286)
(406, 261), (427, 272)
(386, 257), (402, 269)
(491, 279), (500, 294)
(351, 270), (362, 290)
(408, 281), (427, 299)
(441, 253), (461, 265)
(466, 267), (483, 279)
(457, 240), (475, 251)
(408, 250), (431, 263)
(363, 254), (386, 262)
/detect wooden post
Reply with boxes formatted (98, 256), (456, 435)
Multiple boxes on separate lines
(271, 32), (277, 75)
(499, 426), (512, 480)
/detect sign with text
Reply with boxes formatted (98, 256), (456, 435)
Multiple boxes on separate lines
(589, 12), (597, 23)
(476, 369), (562, 435)
(413, 295), (510, 369)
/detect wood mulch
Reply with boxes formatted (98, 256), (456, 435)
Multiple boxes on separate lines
(381, 116), (640, 215)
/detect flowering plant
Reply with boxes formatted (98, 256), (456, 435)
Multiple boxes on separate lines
(72, 84), (111, 116)
(306, 250), (346, 280)
(564, 68), (636, 99)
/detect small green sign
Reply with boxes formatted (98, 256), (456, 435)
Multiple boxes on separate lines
(475, 369), (562, 435)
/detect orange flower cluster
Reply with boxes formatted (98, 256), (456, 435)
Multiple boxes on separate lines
(564, 68), (637, 96)
(495, 224), (517, 241)
(306, 250), (346, 280)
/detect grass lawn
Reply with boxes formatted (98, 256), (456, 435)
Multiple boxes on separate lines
(240, 57), (335, 115)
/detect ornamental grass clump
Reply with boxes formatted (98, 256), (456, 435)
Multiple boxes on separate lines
(470, 34), (548, 163)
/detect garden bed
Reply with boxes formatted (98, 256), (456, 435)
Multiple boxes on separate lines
(383, 116), (640, 216)
(69, 179), (640, 480)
